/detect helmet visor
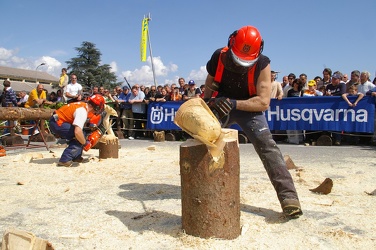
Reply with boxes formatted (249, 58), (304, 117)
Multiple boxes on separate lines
(231, 49), (259, 67)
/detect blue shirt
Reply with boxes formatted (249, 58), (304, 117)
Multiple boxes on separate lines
(118, 92), (132, 109)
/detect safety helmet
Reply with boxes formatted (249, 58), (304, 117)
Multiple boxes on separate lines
(88, 94), (105, 114)
(228, 26), (264, 67)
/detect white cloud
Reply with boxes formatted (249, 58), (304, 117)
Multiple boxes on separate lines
(187, 66), (208, 86)
(0, 47), (13, 60)
(110, 61), (117, 73)
(120, 56), (178, 85)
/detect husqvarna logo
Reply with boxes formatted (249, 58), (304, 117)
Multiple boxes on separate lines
(149, 106), (177, 124)
(242, 45), (250, 53)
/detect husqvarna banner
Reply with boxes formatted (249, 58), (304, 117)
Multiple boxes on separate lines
(147, 97), (375, 133)
(140, 17), (148, 62)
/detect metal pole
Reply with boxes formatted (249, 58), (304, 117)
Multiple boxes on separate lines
(147, 14), (157, 87)
(35, 62), (46, 83)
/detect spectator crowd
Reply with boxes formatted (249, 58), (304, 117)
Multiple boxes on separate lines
(2, 67), (376, 145)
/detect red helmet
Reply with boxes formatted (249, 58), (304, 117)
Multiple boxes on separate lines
(228, 26), (264, 67)
(88, 94), (105, 114)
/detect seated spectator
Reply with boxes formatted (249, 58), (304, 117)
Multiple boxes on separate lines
(17, 90), (29, 107)
(183, 80), (201, 100)
(48, 91), (58, 103)
(64, 74), (83, 103)
(56, 89), (64, 103)
(155, 87), (171, 102)
(303, 80), (323, 96)
(1, 80), (18, 135)
(25, 84), (52, 108)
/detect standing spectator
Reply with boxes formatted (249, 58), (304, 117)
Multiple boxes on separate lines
(143, 86), (150, 96)
(170, 87), (182, 101)
(283, 73), (296, 97)
(345, 70), (360, 92)
(116, 86), (133, 139)
(357, 71), (375, 95)
(155, 87), (171, 102)
(287, 79), (304, 144)
(183, 80), (201, 100)
(144, 85), (157, 103)
(103, 89), (115, 108)
(1, 80), (18, 135)
(140, 85), (146, 93)
(64, 74), (83, 103)
(98, 86), (105, 95)
(299, 73), (308, 89)
(17, 90), (29, 107)
(342, 74), (349, 83)
(204, 25), (302, 217)
(317, 68), (332, 89)
(342, 85), (364, 108)
(303, 80), (323, 96)
(59, 68), (69, 88)
(59, 68), (69, 102)
(1, 80), (17, 107)
(92, 86), (99, 95)
(325, 73), (346, 96)
(271, 71), (283, 100)
(281, 75), (289, 89)
(314, 76), (322, 84)
(129, 85), (146, 139)
(178, 77), (186, 95)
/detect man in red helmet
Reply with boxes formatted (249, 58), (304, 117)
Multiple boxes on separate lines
(49, 94), (105, 167)
(204, 25), (302, 218)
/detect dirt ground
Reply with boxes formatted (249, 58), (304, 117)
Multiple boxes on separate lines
(0, 139), (375, 249)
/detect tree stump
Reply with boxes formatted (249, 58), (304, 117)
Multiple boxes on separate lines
(98, 138), (119, 159)
(180, 139), (240, 239)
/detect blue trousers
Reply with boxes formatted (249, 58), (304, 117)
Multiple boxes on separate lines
(227, 110), (300, 204)
(49, 117), (83, 162)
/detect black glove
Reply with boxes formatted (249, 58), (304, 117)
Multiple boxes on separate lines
(206, 97), (234, 120)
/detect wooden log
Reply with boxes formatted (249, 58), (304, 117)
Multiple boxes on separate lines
(0, 107), (55, 121)
(180, 139), (240, 239)
(98, 138), (119, 159)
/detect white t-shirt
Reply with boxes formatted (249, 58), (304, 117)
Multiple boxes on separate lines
(64, 83), (83, 101)
(72, 106), (87, 129)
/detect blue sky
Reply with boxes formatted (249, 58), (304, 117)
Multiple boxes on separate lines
(1, 0), (375, 87)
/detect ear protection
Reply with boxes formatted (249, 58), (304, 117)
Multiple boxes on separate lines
(227, 30), (238, 48)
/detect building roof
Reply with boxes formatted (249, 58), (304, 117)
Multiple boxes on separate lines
(0, 65), (59, 93)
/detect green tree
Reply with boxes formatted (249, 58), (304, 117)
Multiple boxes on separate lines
(65, 41), (117, 91)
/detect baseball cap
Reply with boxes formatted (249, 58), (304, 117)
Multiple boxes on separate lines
(308, 80), (316, 86)
(122, 86), (129, 90)
(332, 73), (341, 79)
(188, 80), (195, 85)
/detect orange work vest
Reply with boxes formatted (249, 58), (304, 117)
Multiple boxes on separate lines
(214, 47), (257, 96)
(55, 102), (88, 126)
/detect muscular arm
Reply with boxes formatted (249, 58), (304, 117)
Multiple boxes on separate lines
(205, 64), (272, 112)
(236, 64), (271, 112)
(74, 125), (86, 145)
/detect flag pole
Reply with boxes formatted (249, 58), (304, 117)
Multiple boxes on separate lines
(146, 13), (157, 87)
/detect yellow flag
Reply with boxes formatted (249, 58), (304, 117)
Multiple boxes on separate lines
(140, 18), (148, 62)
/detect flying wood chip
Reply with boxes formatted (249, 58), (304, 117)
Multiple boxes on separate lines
(309, 178), (333, 195)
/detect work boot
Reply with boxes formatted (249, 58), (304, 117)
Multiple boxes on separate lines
(72, 157), (89, 163)
(57, 161), (73, 167)
(281, 199), (303, 218)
